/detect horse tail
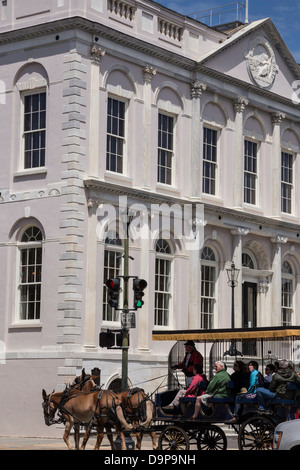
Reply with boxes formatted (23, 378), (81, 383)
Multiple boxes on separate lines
(140, 399), (153, 429)
(115, 404), (133, 431)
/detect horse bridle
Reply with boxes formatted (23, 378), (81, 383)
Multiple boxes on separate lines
(42, 392), (63, 426)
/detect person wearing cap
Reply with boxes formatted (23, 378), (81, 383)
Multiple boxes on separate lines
(172, 340), (203, 387)
(256, 359), (300, 412)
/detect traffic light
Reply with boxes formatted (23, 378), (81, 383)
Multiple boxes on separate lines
(105, 278), (120, 308)
(99, 329), (125, 349)
(133, 278), (147, 309)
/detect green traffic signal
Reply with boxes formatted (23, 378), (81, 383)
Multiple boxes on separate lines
(133, 278), (147, 309)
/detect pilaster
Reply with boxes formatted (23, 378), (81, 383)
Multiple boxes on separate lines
(232, 97), (248, 209)
(191, 81), (206, 198)
(142, 66), (156, 189)
(271, 112), (285, 218)
(271, 235), (287, 326)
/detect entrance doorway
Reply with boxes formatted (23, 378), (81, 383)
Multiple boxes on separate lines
(242, 282), (257, 355)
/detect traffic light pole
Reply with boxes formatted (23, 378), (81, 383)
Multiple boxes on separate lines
(121, 216), (130, 392)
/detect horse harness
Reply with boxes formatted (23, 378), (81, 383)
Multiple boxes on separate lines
(46, 388), (119, 428)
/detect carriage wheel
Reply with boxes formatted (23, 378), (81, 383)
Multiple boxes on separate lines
(196, 425), (227, 451)
(158, 425), (190, 450)
(238, 415), (275, 450)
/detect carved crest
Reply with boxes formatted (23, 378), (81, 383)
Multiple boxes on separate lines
(245, 36), (278, 88)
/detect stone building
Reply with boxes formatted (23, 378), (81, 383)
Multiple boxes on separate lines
(0, 0), (299, 436)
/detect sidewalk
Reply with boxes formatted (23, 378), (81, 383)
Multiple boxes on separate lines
(0, 434), (154, 451)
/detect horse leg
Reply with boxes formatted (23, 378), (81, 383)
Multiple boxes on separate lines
(133, 420), (141, 450)
(74, 423), (80, 450)
(94, 422), (105, 450)
(151, 431), (158, 450)
(115, 427), (127, 450)
(106, 427), (116, 450)
(63, 420), (74, 450)
(80, 427), (91, 450)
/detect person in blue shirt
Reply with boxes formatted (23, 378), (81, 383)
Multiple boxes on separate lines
(230, 360), (263, 421)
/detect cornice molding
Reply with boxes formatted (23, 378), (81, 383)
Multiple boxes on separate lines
(83, 177), (300, 238)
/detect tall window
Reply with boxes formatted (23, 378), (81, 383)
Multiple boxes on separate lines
(281, 260), (294, 326)
(201, 247), (216, 329)
(23, 92), (46, 169)
(157, 113), (174, 185)
(244, 139), (257, 205)
(203, 127), (217, 195)
(19, 226), (43, 321)
(154, 239), (172, 326)
(281, 151), (294, 214)
(102, 232), (122, 322)
(106, 97), (125, 173)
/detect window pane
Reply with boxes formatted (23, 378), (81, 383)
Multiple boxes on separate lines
(23, 92), (46, 169)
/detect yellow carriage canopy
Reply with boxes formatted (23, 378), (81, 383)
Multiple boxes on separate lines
(152, 326), (300, 343)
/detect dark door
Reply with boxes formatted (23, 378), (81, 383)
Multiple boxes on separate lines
(242, 282), (257, 355)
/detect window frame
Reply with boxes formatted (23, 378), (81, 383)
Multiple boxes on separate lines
(157, 111), (175, 186)
(281, 150), (295, 215)
(154, 239), (173, 328)
(244, 138), (259, 206)
(200, 246), (217, 329)
(202, 126), (219, 196)
(21, 90), (47, 171)
(281, 260), (294, 327)
(102, 232), (123, 324)
(106, 95), (127, 175)
(16, 226), (43, 324)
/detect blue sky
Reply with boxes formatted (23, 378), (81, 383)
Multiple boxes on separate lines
(158, 0), (300, 62)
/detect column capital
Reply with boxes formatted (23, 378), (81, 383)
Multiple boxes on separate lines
(191, 80), (206, 98)
(231, 227), (250, 236)
(271, 235), (288, 244)
(233, 96), (249, 112)
(91, 45), (105, 63)
(143, 65), (157, 83)
(271, 111), (286, 125)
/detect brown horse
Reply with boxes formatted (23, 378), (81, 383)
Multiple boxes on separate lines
(117, 388), (157, 450)
(42, 388), (132, 450)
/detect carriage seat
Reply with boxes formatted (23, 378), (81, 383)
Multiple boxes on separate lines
(180, 381), (207, 403)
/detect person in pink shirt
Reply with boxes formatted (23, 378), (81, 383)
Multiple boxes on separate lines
(163, 364), (206, 411)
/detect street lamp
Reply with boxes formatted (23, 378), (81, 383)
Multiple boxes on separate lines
(224, 261), (242, 357)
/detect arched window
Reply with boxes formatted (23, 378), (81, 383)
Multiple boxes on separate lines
(18, 226), (43, 321)
(154, 239), (172, 326)
(281, 260), (294, 326)
(242, 252), (255, 269)
(201, 247), (217, 329)
(102, 231), (122, 322)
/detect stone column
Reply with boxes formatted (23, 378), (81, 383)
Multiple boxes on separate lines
(83, 199), (101, 348)
(231, 227), (249, 328)
(89, 45), (105, 176)
(271, 112), (285, 218)
(142, 66), (156, 189)
(138, 210), (151, 351)
(271, 236), (287, 326)
(232, 97), (248, 209)
(190, 80), (206, 198)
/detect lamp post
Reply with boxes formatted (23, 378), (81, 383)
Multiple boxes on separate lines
(224, 261), (242, 357)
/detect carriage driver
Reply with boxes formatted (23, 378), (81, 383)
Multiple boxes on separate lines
(172, 340), (203, 387)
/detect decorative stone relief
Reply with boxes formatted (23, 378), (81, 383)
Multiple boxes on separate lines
(190, 80), (206, 99)
(245, 36), (279, 88)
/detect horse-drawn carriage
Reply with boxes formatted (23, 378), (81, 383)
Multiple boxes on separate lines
(42, 326), (300, 450)
(151, 326), (300, 450)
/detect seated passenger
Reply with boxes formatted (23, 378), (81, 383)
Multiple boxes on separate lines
(264, 364), (276, 385)
(257, 359), (300, 412)
(231, 360), (262, 421)
(230, 360), (249, 395)
(191, 361), (230, 419)
(163, 364), (206, 411)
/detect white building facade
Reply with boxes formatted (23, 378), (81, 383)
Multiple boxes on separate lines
(0, 0), (300, 436)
